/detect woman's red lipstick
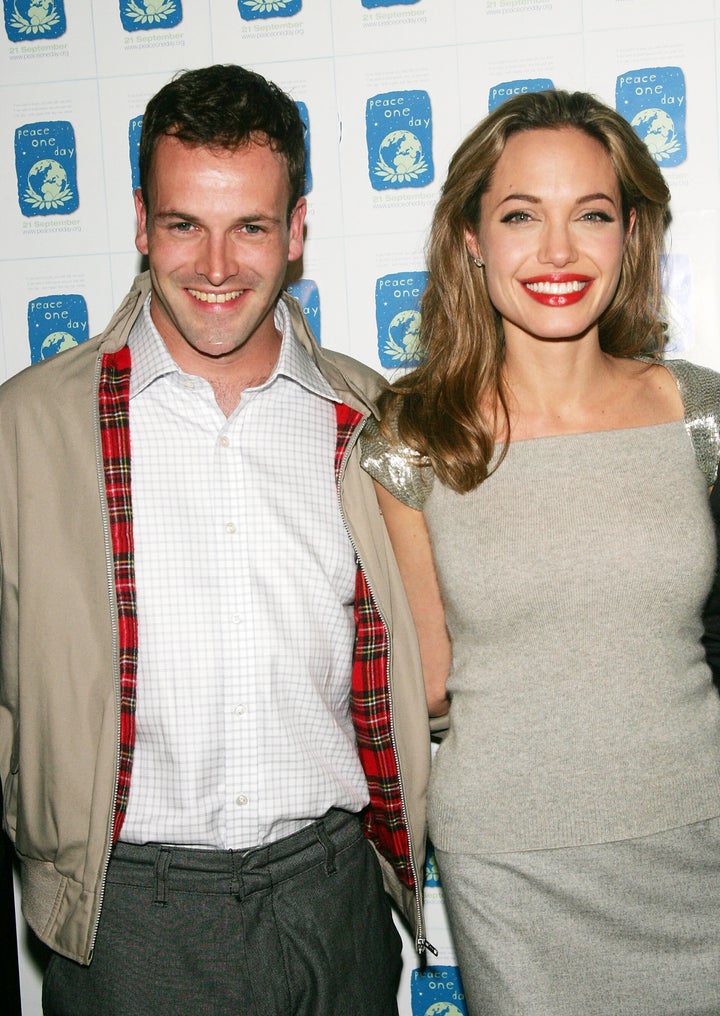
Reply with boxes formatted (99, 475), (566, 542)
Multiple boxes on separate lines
(521, 274), (593, 306)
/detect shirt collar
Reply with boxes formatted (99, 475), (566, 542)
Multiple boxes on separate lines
(273, 298), (339, 403)
(127, 294), (338, 404)
(127, 297), (178, 399)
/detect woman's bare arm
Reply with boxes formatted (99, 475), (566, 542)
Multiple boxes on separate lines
(373, 480), (451, 716)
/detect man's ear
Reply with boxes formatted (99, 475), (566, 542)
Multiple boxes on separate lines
(134, 187), (149, 256)
(287, 197), (307, 263)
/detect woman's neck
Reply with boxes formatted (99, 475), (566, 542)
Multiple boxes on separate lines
(499, 337), (679, 441)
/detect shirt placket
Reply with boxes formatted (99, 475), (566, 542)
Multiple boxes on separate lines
(218, 395), (261, 847)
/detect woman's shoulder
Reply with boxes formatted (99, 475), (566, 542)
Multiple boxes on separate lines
(663, 358), (720, 412)
(359, 414), (435, 510)
(663, 358), (720, 486)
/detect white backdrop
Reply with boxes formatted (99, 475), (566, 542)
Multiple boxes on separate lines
(3, 1), (720, 1013)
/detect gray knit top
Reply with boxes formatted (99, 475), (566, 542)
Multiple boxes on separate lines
(362, 360), (720, 853)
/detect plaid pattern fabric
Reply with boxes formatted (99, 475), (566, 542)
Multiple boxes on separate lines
(98, 347), (138, 844)
(335, 403), (415, 891)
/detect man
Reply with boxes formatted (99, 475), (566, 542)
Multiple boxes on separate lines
(0, 64), (431, 1015)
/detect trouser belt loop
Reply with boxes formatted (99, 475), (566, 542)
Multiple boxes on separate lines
(230, 850), (244, 899)
(153, 847), (172, 906)
(316, 817), (337, 875)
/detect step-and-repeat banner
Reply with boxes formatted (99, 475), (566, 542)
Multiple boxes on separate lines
(3, 2), (720, 1013)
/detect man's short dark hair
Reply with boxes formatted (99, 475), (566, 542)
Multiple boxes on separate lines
(138, 64), (306, 218)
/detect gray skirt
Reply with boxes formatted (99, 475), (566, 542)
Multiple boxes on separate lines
(435, 816), (720, 1016)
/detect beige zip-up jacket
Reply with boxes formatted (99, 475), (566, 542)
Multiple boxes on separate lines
(0, 273), (431, 964)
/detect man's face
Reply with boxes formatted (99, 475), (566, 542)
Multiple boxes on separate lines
(134, 135), (306, 376)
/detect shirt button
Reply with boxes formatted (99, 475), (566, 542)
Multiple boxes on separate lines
(235, 794), (249, 807)
(219, 436), (230, 448)
(231, 613), (242, 625)
(234, 704), (246, 716)
(225, 522), (236, 534)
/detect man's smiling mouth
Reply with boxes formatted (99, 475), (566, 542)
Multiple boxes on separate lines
(187, 289), (244, 304)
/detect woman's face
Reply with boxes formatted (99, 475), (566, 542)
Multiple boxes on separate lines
(467, 127), (634, 349)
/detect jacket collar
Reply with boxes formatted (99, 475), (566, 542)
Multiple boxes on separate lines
(98, 272), (381, 420)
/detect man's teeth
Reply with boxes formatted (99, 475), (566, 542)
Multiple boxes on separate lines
(188, 289), (243, 303)
(525, 280), (588, 295)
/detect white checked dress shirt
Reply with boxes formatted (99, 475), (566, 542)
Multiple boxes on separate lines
(120, 298), (369, 849)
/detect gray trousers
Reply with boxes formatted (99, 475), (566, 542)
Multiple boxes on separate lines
(43, 809), (402, 1016)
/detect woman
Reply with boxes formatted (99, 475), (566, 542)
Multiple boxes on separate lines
(361, 90), (720, 1014)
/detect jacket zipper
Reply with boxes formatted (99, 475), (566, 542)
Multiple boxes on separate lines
(338, 415), (435, 957)
(88, 352), (122, 961)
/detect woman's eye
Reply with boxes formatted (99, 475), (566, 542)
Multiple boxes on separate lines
(581, 211), (614, 223)
(501, 211), (532, 224)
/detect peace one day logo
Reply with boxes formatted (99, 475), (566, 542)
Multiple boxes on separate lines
(411, 966), (468, 1016)
(287, 279), (320, 344)
(376, 271), (427, 369)
(488, 77), (554, 113)
(4, 0), (66, 41)
(366, 90), (434, 191)
(616, 66), (686, 167)
(119, 0), (182, 32)
(238, 0), (301, 20)
(15, 121), (78, 217)
(27, 293), (89, 363)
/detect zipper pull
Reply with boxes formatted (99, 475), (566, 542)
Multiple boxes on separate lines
(417, 936), (439, 957)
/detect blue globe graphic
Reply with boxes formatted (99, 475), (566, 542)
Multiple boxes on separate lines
(630, 108), (675, 157)
(388, 309), (421, 360)
(379, 130), (423, 175)
(27, 159), (69, 203)
(26, 1), (56, 25)
(41, 331), (77, 358)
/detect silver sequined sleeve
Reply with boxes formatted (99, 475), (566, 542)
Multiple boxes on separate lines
(359, 415), (434, 511)
(664, 359), (720, 486)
